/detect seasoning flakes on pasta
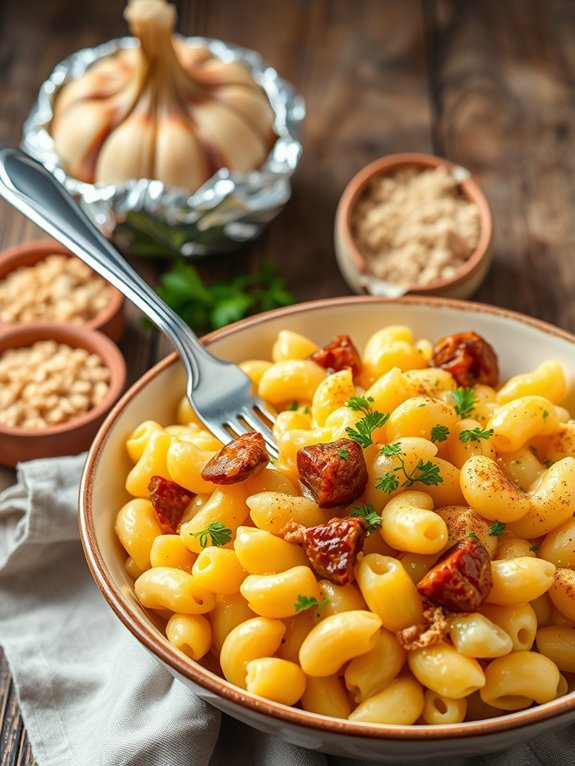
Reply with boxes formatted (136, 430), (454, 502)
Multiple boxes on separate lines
(115, 326), (575, 725)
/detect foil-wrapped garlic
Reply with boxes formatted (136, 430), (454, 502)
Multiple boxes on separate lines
(50, 0), (276, 191)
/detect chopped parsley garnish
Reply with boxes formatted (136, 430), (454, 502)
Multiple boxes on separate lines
(303, 405), (311, 415)
(543, 409), (550, 420)
(452, 388), (476, 419)
(544, 459), (555, 469)
(190, 521), (232, 548)
(345, 395), (375, 414)
(459, 427), (494, 443)
(431, 425), (450, 443)
(376, 472), (400, 493)
(376, 444), (443, 493)
(488, 520), (506, 537)
(337, 446), (350, 460)
(346, 411), (390, 449)
(380, 441), (403, 456)
(294, 594), (329, 616)
(529, 544), (540, 552)
(468, 530), (479, 540)
(351, 503), (382, 535)
(286, 401), (299, 411)
(344, 396), (389, 448)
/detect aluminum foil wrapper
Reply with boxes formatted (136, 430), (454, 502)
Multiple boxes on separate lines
(22, 37), (305, 258)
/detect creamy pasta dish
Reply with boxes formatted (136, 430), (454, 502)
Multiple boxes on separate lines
(116, 325), (575, 725)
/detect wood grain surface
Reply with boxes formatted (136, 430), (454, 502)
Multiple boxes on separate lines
(1, 0), (575, 763)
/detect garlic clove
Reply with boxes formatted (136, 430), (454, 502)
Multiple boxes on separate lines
(54, 51), (136, 117)
(193, 102), (268, 173)
(216, 85), (276, 142)
(174, 42), (213, 71)
(154, 115), (211, 191)
(95, 100), (156, 184)
(190, 59), (257, 88)
(52, 101), (116, 183)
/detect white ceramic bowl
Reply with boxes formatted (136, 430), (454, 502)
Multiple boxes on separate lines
(79, 297), (575, 762)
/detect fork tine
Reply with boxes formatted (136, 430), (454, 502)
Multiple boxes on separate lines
(252, 399), (277, 425)
(238, 407), (279, 458)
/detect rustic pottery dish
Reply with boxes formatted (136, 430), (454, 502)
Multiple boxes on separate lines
(335, 154), (493, 300)
(80, 296), (575, 762)
(0, 239), (125, 341)
(0, 323), (126, 467)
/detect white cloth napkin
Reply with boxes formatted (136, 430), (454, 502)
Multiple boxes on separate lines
(0, 455), (574, 766)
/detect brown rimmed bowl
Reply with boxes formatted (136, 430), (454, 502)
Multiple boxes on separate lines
(80, 296), (575, 762)
(0, 239), (125, 340)
(335, 153), (493, 300)
(0, 323), (126, 467)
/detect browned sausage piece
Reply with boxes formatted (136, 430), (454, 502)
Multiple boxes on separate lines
(416, 536), (492, 612)
(309, 334), (362, 379)
(201, 432), (269, 485)
(431, 331), (499, 388)
(148, 475), (194, 534)
(285, 516), (367, 585)
(297, 438), (368, 508)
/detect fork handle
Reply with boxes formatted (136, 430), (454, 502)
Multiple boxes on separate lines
(0, 147), (214, 387)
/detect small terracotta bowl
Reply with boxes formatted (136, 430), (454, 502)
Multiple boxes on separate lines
(0, 239), (125, 341)
(0, 324), (126, 467)
(335, 153), (493, 300)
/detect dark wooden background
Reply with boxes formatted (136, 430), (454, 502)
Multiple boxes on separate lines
(1, 0), (575, 762)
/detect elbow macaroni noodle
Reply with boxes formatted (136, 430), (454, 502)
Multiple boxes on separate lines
(115, 325), (575, 725)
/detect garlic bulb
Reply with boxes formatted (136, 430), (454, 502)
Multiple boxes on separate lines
(50, 0), (276, 191)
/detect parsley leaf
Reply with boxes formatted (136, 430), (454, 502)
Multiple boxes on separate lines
(405, 460), (443, 487)
(337, 446), (350, 460)
(544, 459), (555, 469)
(345, 395), (375, 414)
(452, 388), (476, 419)
(294, 594), (329, 616)
(543, 409), (550, 420)
(351, 504), (382, 535)
(190, 521), (232, 548)
(468, 530), (479, 539)
(488, 520), (506, 537)
(431, 425), (450, 443)
(459, 427), (494, 443)
(286, 401), (299, 412)
(380, 442), (402, 456)
(529, 544), (540, 552)
(156, 260), (294, 331)
(346, 411), (390, 449)
(376, 472), (401, 493)
(375, 446), (443, 493)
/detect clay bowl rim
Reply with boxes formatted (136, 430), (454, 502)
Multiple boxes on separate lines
(80, 295), (575, 742)
(0, 238), (124, 333)
(0, 322), (126, 437)
(336, 152), (493, 295)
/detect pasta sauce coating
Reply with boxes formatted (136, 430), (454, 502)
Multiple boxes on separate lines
(116, 324), (573, 727)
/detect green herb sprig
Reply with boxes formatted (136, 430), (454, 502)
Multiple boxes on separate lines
(459, 427), (494, 443)
(155, 260), (294, 331)
(190, 521), (233, 548)
(431, 425), (450, 443)
(344, 396), (390, 449)
(452, 388), (476, 419)
(488, 520), (506, 537)
(294, 594), (329, 617)
(376, 442), (443, 493)
(351, 504), (382, 535)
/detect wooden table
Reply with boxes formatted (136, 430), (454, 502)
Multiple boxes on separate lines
(1, 0), (575, 762)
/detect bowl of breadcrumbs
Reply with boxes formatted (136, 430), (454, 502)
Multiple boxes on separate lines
(335, 153), (492, 299)
(0, 323), (126, 466)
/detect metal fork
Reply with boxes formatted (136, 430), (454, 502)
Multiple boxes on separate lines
(0, 147), (278, 457)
